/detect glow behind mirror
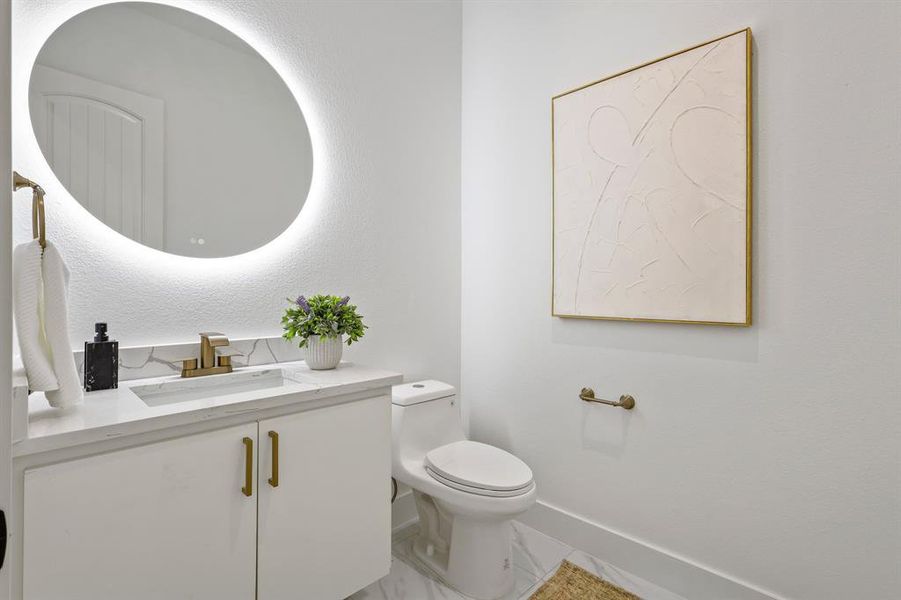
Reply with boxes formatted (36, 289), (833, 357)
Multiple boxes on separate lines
(28, 2), (314, 258)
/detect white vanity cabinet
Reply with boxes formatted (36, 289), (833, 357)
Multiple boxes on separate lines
(21, 393), (392, 600)
(257, 395), (391, 599)
(23, 422), (259, 600)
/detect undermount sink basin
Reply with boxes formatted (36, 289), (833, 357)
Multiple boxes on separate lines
(132, 368), (292, 407)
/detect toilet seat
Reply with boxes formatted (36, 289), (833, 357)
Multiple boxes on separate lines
(425, 466), (534, 497)
(425, 440), (534, 497)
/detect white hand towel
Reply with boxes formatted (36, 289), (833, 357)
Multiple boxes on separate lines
(13, 240), (58, 392)
(40, 243), (83, 408)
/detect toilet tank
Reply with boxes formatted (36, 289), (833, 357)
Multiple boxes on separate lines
(392, 380), (465, 465)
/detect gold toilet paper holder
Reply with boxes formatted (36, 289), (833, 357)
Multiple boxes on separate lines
(579, 387), (635, 410)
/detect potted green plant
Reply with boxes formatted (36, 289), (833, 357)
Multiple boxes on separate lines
(282, 294), (367, 370)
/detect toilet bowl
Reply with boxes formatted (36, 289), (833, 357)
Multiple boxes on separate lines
(392, 381), (537, 600)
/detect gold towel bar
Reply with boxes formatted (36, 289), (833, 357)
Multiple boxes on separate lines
(579, 387), (635, 410)
(12, 171), (46, 249)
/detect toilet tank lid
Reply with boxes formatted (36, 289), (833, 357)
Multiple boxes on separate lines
(392, 380), (456, 406)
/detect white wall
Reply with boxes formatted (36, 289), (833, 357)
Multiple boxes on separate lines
(462, 2), (900, 600)
(32, 2), (313, 258)
(12, 0), (461, 387)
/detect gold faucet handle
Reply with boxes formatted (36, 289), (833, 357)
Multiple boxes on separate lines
(180, 358), (198, 376)
(199, 332), (230, 347)
(215, 347), (244, 368)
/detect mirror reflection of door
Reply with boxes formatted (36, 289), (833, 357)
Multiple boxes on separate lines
(30, 65), (165, 250)
(27, 3), (314, 259)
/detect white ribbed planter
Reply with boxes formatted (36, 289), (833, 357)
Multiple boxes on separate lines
(305, 335), (343, 370)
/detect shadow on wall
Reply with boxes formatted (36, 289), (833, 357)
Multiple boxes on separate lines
(579, 402), (634, 458)
(551, 318), (759, 363)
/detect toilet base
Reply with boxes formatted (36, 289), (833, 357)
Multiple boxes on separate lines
(412, 491), (516, 600)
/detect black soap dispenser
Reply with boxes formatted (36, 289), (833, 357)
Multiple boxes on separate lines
(84, 323), (118, 392)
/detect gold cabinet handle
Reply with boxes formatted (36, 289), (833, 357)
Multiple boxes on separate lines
(268, 431), (279, 488)
(242, 437), (253, 497)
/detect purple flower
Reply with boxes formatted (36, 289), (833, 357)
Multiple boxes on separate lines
(295, 295), (310, 313)
(338, 296), (350, 307)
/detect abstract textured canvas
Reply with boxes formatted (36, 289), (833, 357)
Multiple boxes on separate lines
(552, 29), (751, 325)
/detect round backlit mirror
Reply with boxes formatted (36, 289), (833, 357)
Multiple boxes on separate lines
(29, 2), (313, 258)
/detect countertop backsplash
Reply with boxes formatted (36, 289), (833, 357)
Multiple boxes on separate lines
(73, 336), (306, 384)
(13, 336), (306, 392)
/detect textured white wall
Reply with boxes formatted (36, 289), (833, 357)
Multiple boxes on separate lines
(12, 0), (461, 386)
(462, 2), (900, 600)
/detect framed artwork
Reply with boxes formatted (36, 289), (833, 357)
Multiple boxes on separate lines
(552, 29), (751, 325)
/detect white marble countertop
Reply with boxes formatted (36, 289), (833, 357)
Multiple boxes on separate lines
(14, 361), (402, 458)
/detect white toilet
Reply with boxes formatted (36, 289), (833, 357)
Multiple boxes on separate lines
(392, 381), (537, 600)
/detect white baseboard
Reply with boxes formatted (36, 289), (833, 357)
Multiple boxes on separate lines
(519, 500), (785, 600)
(391, 488), (418, 533)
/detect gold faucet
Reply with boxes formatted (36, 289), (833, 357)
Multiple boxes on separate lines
(181, 332), (235, 378)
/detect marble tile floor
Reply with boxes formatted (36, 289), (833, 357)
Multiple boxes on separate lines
(349, 521), (687, 600)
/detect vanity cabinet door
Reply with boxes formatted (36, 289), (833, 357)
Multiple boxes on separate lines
(257, 395), (392, 600)
(23, 424), (258, 600)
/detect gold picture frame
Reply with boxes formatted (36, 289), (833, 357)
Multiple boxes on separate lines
(551, 28), (752, 326)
